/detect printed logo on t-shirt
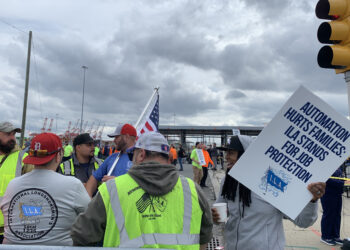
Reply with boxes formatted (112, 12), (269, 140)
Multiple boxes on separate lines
(8, 188), (58, 240)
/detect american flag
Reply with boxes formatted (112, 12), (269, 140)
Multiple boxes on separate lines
(137, 94), (159, 135)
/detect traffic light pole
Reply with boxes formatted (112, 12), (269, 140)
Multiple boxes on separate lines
(346, 71), (350, 119)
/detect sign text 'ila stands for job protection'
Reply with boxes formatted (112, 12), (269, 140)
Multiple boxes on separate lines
(229, 86), (350, 219)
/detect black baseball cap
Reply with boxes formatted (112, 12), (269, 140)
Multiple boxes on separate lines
(217, 136), (244, 152)
(73, 133), (94, 147)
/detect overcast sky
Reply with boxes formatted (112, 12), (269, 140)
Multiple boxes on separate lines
(0, 0), (348, 139)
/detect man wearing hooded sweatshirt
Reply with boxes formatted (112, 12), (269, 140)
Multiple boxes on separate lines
(71, 132), (213, 249)
(212, 135), (326, 250)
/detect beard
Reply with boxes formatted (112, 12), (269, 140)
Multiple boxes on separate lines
(0, 139), (16, 154)
(115, 138), (127, 151)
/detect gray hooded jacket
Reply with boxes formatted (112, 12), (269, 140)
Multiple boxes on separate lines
(71, 161), (213, 246)
(216, 135), (318, 250)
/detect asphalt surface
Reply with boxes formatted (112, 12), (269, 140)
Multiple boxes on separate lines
(175, 162), (225, 248)
(176, 162), (350, 250)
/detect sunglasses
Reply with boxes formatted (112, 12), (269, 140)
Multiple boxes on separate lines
(28, 148), (61, 157)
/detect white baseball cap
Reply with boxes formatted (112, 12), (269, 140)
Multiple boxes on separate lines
(135, 132), (170, 154)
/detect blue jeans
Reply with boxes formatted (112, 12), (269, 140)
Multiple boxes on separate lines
(178, 157), (184, 170)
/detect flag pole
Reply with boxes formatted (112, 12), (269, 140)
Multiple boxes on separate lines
(107, 87), (159, 176)
(135, 87), (159, 129)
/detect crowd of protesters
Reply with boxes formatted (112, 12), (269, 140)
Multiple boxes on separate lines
(1, 120), (349, 249)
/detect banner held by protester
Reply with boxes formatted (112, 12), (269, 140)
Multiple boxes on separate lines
(229, 86), (350, 219)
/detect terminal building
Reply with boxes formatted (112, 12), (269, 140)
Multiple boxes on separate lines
(159, 125), (264, 148)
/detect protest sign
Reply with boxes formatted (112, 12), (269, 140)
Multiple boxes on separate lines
(229, 86), (350, 219)
(232, 128), (241, 136)
(196, 149), (206, 166)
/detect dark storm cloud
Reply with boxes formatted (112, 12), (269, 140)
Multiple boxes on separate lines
(1, 0), (348, 135)
(241, 0), (291, 19)
(225, 90), (246, 99)
(160, 78), (219, 116)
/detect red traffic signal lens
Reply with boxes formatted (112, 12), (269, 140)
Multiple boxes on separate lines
(316, 0), (338, 20)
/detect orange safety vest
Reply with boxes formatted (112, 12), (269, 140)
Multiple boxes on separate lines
(202, 149), (213, 167)
(170, 147), (177, 160)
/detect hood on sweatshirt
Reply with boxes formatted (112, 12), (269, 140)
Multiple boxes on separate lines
(127, 161), (179, 196)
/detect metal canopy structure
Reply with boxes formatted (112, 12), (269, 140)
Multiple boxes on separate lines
(159, 125), (264, 146)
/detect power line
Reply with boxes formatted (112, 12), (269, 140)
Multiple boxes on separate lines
(31, 38), (43, 120)
(0, 18), (27, 34)
(0, 18), (45, 131)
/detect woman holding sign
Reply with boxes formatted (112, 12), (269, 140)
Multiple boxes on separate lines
(211, 135), (326, 250)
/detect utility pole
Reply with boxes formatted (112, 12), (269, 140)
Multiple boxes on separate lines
(20, 31), (32, 147)
(80, 66), (88, 133)
(345, 72), (350, 119)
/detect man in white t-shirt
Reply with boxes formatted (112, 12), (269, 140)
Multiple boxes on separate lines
(0, 132), (90, 246)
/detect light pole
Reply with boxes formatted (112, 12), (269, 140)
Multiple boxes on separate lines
(80, 66), (88, 133)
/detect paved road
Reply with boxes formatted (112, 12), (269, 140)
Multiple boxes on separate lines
(208, 166), (350, 250)
(176, 162), (350, 250)
(175, 162), (225, 249)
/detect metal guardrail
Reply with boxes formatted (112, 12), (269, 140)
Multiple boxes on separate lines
(0, 246), (170, 250)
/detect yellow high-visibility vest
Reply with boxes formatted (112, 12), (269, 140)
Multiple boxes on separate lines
(63, 145), (73, 157)
(94, 147), (100, 157)
(0, 150), (26, 232)
(59, 157), (102, 176)
(99, 173), (202, 249)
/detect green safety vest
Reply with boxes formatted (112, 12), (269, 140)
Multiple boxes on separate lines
(99, 173), (202, 249)
(63, 145), (73, 157)
(94, 147), (100, 157)
(59, 157), (103, 176)
(0, 150), (26, 231)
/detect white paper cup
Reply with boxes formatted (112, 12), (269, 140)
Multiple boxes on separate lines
(213, 203), (227, 223)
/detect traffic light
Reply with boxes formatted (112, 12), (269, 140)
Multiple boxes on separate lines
(316, 0), (350, 73)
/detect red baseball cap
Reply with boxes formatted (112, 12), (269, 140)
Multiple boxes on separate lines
(23, 133), (62, 165)
(108, 123), (137, 137)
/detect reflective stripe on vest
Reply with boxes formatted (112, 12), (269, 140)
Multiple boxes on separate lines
(0, 150), (25, 228)
(95, 157), (103, 166)
(62, 160), (73, 175)
(100, 174), (201, 248)
(60, 158), (102, 176)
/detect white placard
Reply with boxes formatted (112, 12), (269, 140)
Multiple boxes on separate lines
(232, 128), (241, 136)
(196, 149), (206, 166)
(229, 86), (350, 219)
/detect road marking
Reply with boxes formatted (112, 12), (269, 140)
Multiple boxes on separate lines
(309, 226), (322, 237)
